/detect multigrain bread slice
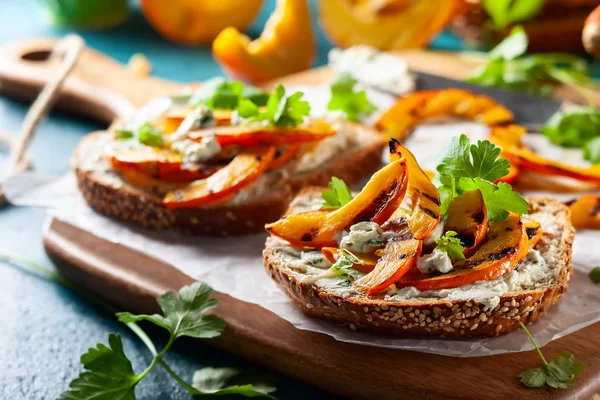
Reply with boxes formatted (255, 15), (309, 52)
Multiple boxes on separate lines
(73, 127), (384, 236)
(263, 189), (575, 337)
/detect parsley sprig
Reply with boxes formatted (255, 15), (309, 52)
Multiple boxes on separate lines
(435, 134), (529, 220)
(434, 231), (465, 262)
(517, 322), (585, 389)
(482, 0), (544, 30)
(330, 249), (364, 285)
(189, 77), (269, 110)
(467, 26), (599, 98)
(115, 122), (164, 147)
(327, 73), (376, 122)
(321, 177), (353, 209)
(237, 84), (310, 128)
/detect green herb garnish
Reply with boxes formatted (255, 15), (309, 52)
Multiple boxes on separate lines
(482, 0), (544, 30)
(115, 122), (164, 147)
(590, 266), (600, 284)
(517, 322), (585, 389)
(239, 84), (310, 128)
(321, 176), (353, 209)
(435, 134), (528, 220)
(467, 26), (598, 98)
(327, 73), (376, 122)
(434, 231), (466, 262)
(189, 77), (268, 110)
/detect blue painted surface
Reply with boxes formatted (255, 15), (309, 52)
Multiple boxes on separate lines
(0, 1), (470, 399)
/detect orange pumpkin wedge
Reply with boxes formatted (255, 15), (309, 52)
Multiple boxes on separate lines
(268, 144), (300, 170)
(566, 195), (600, 229)
(163, 146), (276, 209)
(321, 247), (378, 274)
(188, 120), (335, 148)
(265, 158), (409, 247)
(397, 213), (528, 291)
(445, 189), (488, 257)
(525, 220), (543, 248)
(388, 139), (440, 239)
(108, 146), (221, 182)
(354, 227), (422, 296)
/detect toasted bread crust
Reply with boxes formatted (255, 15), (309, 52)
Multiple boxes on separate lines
(263, 197), (575, 337)
(74, 129), (383, 236)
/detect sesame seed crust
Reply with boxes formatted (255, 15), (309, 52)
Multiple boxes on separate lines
(263, 197), (575, 338)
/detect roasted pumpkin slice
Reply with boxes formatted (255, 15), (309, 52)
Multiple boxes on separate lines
(355, 227), (422, 296)
(268, 144), (300, 170)
(566, 195), (600, 229)
(376, 89), (514, 141)
(108, 146), (221, 182)
(525, 220), (543, 248)
(397, 214), (528, 291)
(162, 109), (235, 133)
(321, 247), (379, 274)
(389, 139), (440, 239)
(163, 146), (276, 209)
(445, 189), (488, 257)
(188, 120), (335, 148)
(265, 158), (409, 247)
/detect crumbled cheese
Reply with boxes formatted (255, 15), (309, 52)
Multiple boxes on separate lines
(301, 251), (332, 269)
(416, 248), (453, 274)
(328, 45), (415, 96)
(423, 219), (445, 246)
(340, 221), (385, 253)
(170, 106), (220, 165)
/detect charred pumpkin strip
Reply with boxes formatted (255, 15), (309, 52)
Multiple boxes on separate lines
(188, 120), (335, 148)
(163, 146), (276, 208)
(268, 144), (300, 170)
(524, 219), (543, 248)
(321, 247), (378, 274)
(265, 158), (409, 247)
(566, 195), (600, 229)
(355, 227), (422, 296)
(445, 189), (488, 257)
(397, 214), (528, 291)
(162, 109), (235, 133)
(388, 139), (440, 239)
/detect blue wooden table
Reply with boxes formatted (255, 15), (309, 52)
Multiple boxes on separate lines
(0, 1), (463, 398)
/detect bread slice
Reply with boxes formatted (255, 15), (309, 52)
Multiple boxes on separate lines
(73, 126), (383, 236)
(263, 188), (575, 337)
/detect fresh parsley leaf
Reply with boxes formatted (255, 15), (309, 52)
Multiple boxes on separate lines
(483, 0), (544, 29)
(488, 25), (528, 60)
(191, 367), (277, 398)
(583, 137), (600, 164)
(517, 322), (585, 389)
(590, 266), (600, 284)
(459, 178), (530, 221)
(331, 249), (363, 271)
(237, 98), (261, 119)
(321, 177), (353, 209)
(241, 84), (310, 127)
(435, 231), (465, 262)
(541, 105), (600, 149)
(117, 281), (225, 340)
(59, 334), (138, 400)
(115, 122), (164, 147)
(189, 77), (268, 110)
(327, 73), (376, 122)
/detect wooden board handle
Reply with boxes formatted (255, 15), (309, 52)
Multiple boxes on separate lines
(0, 37), (187, 124)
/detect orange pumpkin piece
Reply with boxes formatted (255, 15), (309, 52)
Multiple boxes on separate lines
(188, 120), (335, 147)
(265, 158), (409, 247)
(354, 226), (422, 296)
(162, 109), (236, 133)
(163, 146), (276, 208)
(321, 247), (378, 274)
(318, 0), (458, 50)
(212, 0), (314, 83)
(397, 213), (528, 291)
(525, 220), (543, 248)
(566, 195), (600, 229)
(388, 139), (440, 239)
(140, 0), (264, 45)
(268, 144), (300, 170)
(445, 189), (488, 258)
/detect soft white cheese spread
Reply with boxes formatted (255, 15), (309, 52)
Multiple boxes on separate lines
(416, 248), (453, 274)
(339, 221), (385, 253)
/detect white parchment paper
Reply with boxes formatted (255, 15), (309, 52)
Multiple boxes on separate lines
(6, 85), (600, 357)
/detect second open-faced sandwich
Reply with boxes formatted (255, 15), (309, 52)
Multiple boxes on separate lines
(73, 79), (383, 235)
(264, 135), (575, 337)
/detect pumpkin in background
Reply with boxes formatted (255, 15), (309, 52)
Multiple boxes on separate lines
(140, 0), (264, 45)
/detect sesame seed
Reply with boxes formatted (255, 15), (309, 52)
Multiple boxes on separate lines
(374, 306), (381, 312)
(495, 324), (503, 333)
(367, 317), (373, 322)
(466, 302), (473, 307)
(445, 302), (453, 308)
(306, 303), (314, 309)
(503, 302), (511, 307)
(363, 307), (369, 312)
(433, 306), (442, 315)
(525, 296), (533, 302)
(323, 306), (331, 310)
(409, 312), (415, 318)
(479, 314), (487, 322)
(460, 329), (465, 335)
(349, 323), (356, 331)
(500, 307), (509, 313)
(470, 323), (479, 331)
(420, 322), (425, 327)
(415, 309), (420, 315)
(405, 307), (413, 312)
(402, 325), (408, 330)
(381, 305), (389, 311)
(511, 299), (517, 307)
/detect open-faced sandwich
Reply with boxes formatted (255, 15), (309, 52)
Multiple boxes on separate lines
(264, 135), (575, 337)
(73, 79), (384, 235)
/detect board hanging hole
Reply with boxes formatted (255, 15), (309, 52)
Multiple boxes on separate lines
(20, 50), (52, 62)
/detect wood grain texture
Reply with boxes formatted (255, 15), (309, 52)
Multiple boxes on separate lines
(2, 37), (599, 399)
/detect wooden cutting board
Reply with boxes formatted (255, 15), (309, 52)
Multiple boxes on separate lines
(1, 38), (600, 400)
